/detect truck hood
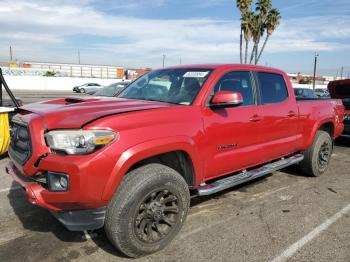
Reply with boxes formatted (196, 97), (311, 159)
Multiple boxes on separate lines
(21, 97), (175, 129)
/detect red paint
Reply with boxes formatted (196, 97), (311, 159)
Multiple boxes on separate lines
(211, 91), (243, 105)
(6, 64), (344, 212)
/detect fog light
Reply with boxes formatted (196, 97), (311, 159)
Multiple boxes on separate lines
(47, 172), (70, 192)
(59, 176), (68, 188)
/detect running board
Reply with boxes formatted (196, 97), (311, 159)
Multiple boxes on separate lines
(197, 154), (304, 196)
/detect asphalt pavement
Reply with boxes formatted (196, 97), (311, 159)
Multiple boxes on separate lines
(0, 90), (349, 262)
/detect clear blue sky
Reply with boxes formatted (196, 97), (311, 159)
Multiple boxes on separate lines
(0, 0), (349, 76)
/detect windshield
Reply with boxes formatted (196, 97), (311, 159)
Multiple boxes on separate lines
(119, 68), (213, 105)
(94, 83), (127, 97)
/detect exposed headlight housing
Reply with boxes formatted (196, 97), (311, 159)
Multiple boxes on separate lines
(45, 130), (117, 155)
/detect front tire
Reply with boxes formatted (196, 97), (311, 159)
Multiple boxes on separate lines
(300, 130), (333, 177)
(105, 164), (190, 258)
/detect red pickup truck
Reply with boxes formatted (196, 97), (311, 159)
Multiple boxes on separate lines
(6, 64), (344, 257)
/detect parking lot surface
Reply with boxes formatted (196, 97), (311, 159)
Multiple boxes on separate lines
(0, 91), (349, 261)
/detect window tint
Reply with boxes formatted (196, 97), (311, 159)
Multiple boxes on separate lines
(257, 72), (288, 104)
(213, 71), (255, 106)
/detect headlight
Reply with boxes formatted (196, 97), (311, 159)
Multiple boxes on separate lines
(45, 130), (117, 155)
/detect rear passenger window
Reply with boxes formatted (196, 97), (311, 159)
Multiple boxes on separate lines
(257, 72), (288, 104)
(213, 71), (255, 106)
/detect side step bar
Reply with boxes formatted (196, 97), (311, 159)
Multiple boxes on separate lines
(197, 154), (304, 196)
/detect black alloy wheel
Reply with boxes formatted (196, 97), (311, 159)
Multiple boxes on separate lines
(134, 189), (179, 243)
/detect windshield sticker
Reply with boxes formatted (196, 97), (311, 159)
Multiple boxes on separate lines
(183, 71), (209, 78)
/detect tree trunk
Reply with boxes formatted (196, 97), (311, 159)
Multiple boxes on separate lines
(249, 44), (256, 64)
(240, 29), (243, 64)
(254, 43), (258, 64)
(244, 38), (249, 64)
(256, 34), (270, 65)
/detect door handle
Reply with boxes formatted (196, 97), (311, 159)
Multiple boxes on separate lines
(287, 111), (296, 117)
(249, 115), (262, 122)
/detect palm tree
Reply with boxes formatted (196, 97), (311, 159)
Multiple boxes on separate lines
(241, 11), (255, 64)
(236, 0), (253, 64)
(256, 9), (281, 64)
(249, 14), (260, 64)
(236, 0), (281, 65)
(252, 0), (272, 64)
(256, 0), (272, 22)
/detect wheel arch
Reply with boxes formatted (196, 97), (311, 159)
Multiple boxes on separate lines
(318, 121), (335, 138)
(305, 119), (335, 149)
(102, 136), (202, 201)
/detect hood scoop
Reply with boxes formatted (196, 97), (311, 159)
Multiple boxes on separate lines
(65, 97), (97, 104)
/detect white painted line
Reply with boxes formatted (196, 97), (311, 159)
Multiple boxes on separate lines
(0, 186), (21, 193)
(271, 203), (350, 262)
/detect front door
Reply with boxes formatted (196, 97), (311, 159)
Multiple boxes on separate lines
(202, 71), (265, 180)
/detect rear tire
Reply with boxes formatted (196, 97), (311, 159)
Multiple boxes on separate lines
(105, 164), (190, 258)
(300, 130), (333, 177)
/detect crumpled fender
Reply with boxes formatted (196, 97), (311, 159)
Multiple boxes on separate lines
(101, 136), (202, 201)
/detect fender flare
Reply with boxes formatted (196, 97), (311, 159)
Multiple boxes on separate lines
(101, 136), (202, 201)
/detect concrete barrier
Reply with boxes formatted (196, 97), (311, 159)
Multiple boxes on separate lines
(3, 75), (122, 91)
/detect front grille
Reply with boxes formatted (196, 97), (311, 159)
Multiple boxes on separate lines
(8, 121), (32, 165)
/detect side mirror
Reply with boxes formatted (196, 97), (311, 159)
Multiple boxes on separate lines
(210, 91), (243, 108)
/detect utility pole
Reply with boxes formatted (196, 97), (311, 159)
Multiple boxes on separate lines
(162, 54), (166, 68)
(340, 66), (344, 80)
(179, 57), (182, 65)
(9, 46), (13, 61)
(78, 49), (81, 65)
(312, 53), (319, 90)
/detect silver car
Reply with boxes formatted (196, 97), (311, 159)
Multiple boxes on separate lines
(72, 83), (102, 93)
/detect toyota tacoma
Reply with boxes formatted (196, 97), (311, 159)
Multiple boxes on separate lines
(6, 64), (345, 257)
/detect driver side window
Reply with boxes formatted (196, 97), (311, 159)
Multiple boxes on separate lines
(213, 71), (255, 106)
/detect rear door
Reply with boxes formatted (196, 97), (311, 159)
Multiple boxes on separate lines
(256, 72), (300, 161)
